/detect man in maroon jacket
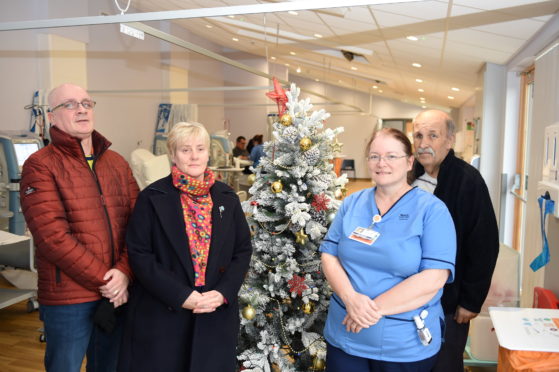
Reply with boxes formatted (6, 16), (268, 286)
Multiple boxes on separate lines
(20, 83), (139, 372)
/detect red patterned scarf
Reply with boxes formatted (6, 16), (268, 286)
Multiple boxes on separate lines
(171, 165), (215, 286)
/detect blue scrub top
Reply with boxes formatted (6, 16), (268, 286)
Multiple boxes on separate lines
(320, 187), (456, 362)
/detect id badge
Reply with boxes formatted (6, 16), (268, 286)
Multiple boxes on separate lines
(349, 227), (380, 246)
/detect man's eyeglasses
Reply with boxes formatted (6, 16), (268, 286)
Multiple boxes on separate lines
(50, 99), (96, 112)
(367, 154), (408, 163)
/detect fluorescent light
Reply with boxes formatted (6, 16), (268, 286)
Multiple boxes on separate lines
(412, 63), (422, 68)
(228, 15), (235, 18)
(451, 87), (460, 91)
(232, 37), (239, 41)
(418, 88), (424, 92)
(407, 36), (418, 41)
(351, 66), (358, 71)
(290, 51), (296, 55)
(372, 85), (378, 89)
(416, 78), (423, 83)
(448, 96), (454, 100)
(288, 11), (298, 15)
(314, 33), (323, 38)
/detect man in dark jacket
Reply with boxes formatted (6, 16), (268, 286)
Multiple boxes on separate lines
(20, 83), (139, 372)
(411, 109), (499, 372)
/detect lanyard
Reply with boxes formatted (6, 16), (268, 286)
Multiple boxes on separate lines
(530, 194), (555, 272)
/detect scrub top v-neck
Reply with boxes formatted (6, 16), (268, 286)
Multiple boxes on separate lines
(320, 186), (456, 362)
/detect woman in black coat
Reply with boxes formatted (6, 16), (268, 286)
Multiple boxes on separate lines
(118, 122), (252, 372)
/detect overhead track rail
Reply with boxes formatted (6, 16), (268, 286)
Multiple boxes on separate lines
(0, 0), (422, 32)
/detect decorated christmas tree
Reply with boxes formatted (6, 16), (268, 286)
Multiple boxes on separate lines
(237, 80), (347, 372)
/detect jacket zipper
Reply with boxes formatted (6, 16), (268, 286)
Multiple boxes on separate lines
(83, 144), (116, 267)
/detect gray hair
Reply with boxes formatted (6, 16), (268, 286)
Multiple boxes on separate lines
(166, 121), (210, 157)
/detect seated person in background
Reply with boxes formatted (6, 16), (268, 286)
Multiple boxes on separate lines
(232, 136), (249, 159)
(249, 134), (264, 167)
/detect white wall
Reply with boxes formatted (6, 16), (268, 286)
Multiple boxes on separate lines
(522, 44), (559, 303)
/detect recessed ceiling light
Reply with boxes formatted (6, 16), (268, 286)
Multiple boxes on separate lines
(412, 63), (422, 68)
(407, 36), (419, 41)
(232, 37), (239, 41)
(338, 79), (343, 83)
(416, 78), (423, 83)
(419, 97), (425, 101)
(289, 51), (296, 55)
(372, 85), (378, 89)
(448, 96), (455, 100)
(418, 88), (424, 92)
(288, 11), (298, 15)
(351, 66), (358, 71)
(285, 63), (290, 67)
(422, 105), (427, 109)
(314, 33), (323, 38)
(315, 78), (320, 82)
(451, 87), (460, 91)
(378, 90), (383, 93)
(270, 56), (276, 60)
(205, 25), (213, 29)
(296, 67), (301, 73)
(228, 15), (235, 19)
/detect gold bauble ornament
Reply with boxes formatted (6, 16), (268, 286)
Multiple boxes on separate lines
(242, 304), (256, 320)
(299, 137), (312, 151)
(302, 301), (315, 314)
(280, 113), (293, 126)
(295, 229), (309, 245)
(247, 173), (256, 185)
(312, 356), (326, 371)
(334, 188), (344, 200)
(340, 187), (347, 197)
(271, 180), (283, 193)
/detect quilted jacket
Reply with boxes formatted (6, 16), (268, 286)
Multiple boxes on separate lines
(20, 126), (139, 305)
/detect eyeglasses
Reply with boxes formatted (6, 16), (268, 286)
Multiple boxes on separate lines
(367, 154), (408, 163)
(50, 99), (96, 112)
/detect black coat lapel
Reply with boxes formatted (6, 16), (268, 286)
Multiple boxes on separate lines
(205, 185), (232, 282)
(150, 179), (195, 285)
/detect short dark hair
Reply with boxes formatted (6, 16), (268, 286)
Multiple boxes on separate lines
(236, 136), (246, 143)
(365, 127), (413, 157)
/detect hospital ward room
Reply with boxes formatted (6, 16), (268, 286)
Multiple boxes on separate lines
(1, 1), (559, 371)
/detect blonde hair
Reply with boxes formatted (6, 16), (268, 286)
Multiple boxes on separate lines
(166, 121), (210, 157)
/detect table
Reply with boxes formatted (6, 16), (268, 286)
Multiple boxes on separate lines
(489, 307), (559, 371)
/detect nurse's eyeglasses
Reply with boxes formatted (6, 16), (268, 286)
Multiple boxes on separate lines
(367, 154), (408, 163)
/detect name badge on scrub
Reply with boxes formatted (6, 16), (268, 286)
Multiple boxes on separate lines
(349, 227), (380, 245)
(348, 214), (382, 246)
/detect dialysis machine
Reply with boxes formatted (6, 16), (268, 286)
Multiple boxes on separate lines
(0, 131), (43, 235)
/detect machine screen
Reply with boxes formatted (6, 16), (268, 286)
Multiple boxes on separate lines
(14, 142), (39, 166)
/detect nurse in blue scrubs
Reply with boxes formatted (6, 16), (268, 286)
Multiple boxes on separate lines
(320, 128), (456, 372)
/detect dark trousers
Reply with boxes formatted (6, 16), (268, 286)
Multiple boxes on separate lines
(40, 301), (123, 372)
(432, 313), (470, 372)
(326, 342), (438, 372)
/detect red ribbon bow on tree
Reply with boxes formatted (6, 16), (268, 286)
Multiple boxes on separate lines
(266, 77), (288, 116)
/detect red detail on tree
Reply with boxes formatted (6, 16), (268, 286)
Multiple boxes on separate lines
(266, 77), (288, 116)
(288, 274), (308, 296)
(311, 193), (330, 212)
